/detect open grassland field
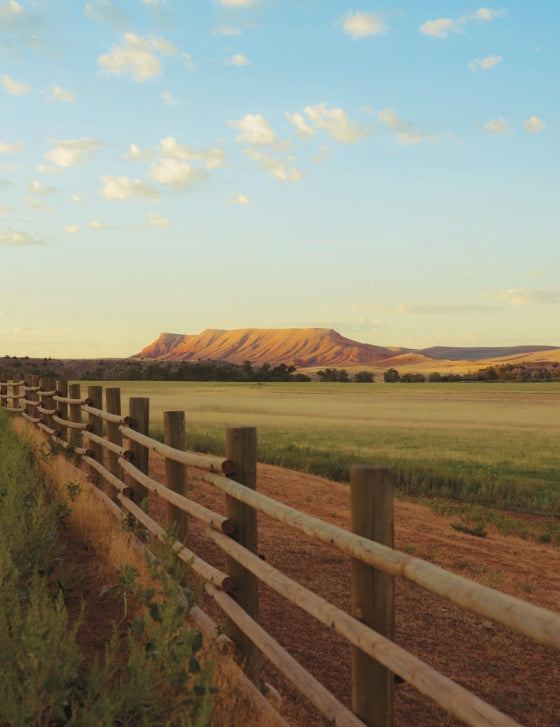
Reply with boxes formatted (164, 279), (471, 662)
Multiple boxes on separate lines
(78, 381), (560, 524)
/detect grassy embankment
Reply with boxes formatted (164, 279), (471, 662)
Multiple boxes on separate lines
(78, 380), (560, 542)
(0, 407), (215, 726)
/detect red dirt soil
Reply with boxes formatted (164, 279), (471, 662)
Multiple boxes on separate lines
(67, 454), (560, 727)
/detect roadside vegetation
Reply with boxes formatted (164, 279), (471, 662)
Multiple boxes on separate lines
(0, 408), (214, 726)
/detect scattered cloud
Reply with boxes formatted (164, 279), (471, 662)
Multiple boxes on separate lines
(469, 55), (502, 70)
(303, 103), (370, 144)
(230, 53), (250, 66)
(524, 116), (546, 133)
(245, 149), (304, 182)
(228, 193), (250, 205)
(148, 210), (170, 227)
(342, 11), (388, 38)
(71, 194), (85, 204)
(98, 33), (171, 81)
(47, 84), (76, 102)
(158, 136), (226, 169)
(0, 228), (43, 246)
(0, 1), (24, 21)
(0, 141), (23, 153)
(420, 8), (504, 38)
(218, 0), (260, 6)
(2, 74), (30, 95)
(484, 288), (560, 305)
(124, 143), (154, 162)
(182, 52), (196, 72)
(528, 270), (549, 276)
(64, 224), (80, 234)
(285, 111), (315, 140)
(485, 116), (510, 135)
(28, 180), (56, 195)
(46, 138), (102, 168)
(150, 35), (177, 56)
(22, 197), (52, 210)
(101, 175), (159, 201)
(85, 1), (128, 31)
(377, 108), (437, 145)
(149, 158), (208, 188)
(419, 17), (466, 38)
(228, 114), (281, 147)
(161, 91), (178, 105)
(89, 220), (115, 230)
(0, 204), (14, 214)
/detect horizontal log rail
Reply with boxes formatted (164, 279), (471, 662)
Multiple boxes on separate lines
(207, 528), (521, 727)
(120, 424), (234, 474)
(118, 457), (236, 535)
(204, 471), (560, 651)
(2, 376), (559, 727)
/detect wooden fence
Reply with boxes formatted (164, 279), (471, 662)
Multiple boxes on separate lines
(1, 372), (560, 727)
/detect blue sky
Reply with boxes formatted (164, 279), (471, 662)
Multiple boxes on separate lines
(1, 0), (558, 357)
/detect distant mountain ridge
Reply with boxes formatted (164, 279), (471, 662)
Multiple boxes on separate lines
(133, 329), (560, 369)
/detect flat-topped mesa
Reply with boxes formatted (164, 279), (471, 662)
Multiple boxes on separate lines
(132, 328), (400, 367)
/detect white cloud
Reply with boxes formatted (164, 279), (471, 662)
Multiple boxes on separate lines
(377, 108), (438, 144)
(285, 111), (315, 140)
(0, 141), (23, 153)
(158, 136), (226, 168)
(229, 193), (250, 205)
(228, 114), (279, 147)
(342, 11), (387, 38)
(2, 74), (30, 95)
(124, 143), (154, 162)
(22, 197), (52, 210)
(71, 194), (85, 204)
(89, 220), (115, 230)
(524, 116), (546, 133)
(485, 116), (510, 135)
(28, 180), (56, 195)
(149, 158), (207, 188)
(0, 228), (42, 246)
(148, 210), (170, 227)
(150, 35), (177, 56)
(48, 85), (76, 102)
(469, 55), (502, 70)
(101, 175), (159, 201)
(0, 1), (24, 20)
(98, 33), (164, 81)
(64, 225), (80, 234)
(528, 270), (549, 276)
(245, 149), (304, 182)
(484, 288), (560, 305)
(46, 138), (101, 168)
(182, 52), (196, 72)
(0, 204), (14, 214)
(472, 7), (505, 22)
(219, 0), (260, 6)
(161, 91), (178, 105)
(303, 103), (368, 144)
(230, 53), (250, 66)
(419, 17), (466, 38)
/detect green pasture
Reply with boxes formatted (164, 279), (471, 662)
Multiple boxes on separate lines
(78, 380), (560, 519)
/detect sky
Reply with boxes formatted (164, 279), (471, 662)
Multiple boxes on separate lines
(1, 0), (559, 358)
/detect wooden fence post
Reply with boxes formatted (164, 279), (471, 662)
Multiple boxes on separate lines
(31, 374), (40, 420)
(350, 465), (395, 727)
(106, 387), (123, 496)
(24, 374), (32, 417)
(87, 385), (103, 487)
(0, 372), (7, 408)
(164, 411), (188, 544)
(56, 379), (68, 441)
(128, 397), (149, 506)
(40, 377), (56, 431)
(225, 426), (259, 685)
(13, 376), (20, 411)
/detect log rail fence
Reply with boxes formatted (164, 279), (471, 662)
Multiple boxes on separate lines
(1, 373), (559, 727)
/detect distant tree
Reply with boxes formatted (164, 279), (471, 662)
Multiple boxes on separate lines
(400, 372), (426, 383)
(317, 368), (350, 382)
(354, 371), (374, 383)
(383, 368), (399, 383)
(428, 371), (442, 382)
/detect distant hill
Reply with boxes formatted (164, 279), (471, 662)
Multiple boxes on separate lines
(133, 328), (560, 370)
